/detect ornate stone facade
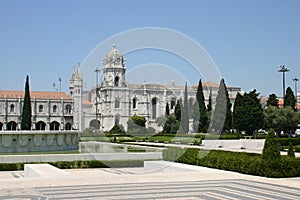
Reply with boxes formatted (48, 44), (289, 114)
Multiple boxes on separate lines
(81, 45), (241, 132)
(0, 90), (74, 131)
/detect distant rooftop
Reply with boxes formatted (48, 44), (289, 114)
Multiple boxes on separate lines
(0, 90), (72, 100)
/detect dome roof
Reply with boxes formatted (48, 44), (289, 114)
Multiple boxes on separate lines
(103, 44), (125, 67)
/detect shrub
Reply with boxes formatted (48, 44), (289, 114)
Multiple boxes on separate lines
(163, 147), (300, 178)
(261, 129), (281, 161)
(288, 142), (295, 158)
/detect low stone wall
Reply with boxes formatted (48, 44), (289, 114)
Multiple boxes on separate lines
(0, 152), (163, 163)
(0, 131), (80, 153)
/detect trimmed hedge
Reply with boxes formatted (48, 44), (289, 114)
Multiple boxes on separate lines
(0, 160), (144, 171)
(163, 148), (300, 178)
(276, 138), (300, 146)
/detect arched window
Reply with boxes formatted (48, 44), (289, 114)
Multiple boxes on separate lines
(65, 122), (72, 130)
(53, 105), (57, 113)
(114, 76), (119, 87)
(115, 114), (121, 125)
(133, 98), (137, 109)
(115, 99), (120, 108)
(65, 104), (72, 114)
(38, 105), (43, 113)
(7, 121), (17, 131)
(152, 98), (157, 119)
(10, 104), (15, 113)
(89, 119), (100, 130)
(50, 121), (60, 130)
(171, 98), (176, 110)
(36, 121), (46, 130)
(0, 122), (3, 131)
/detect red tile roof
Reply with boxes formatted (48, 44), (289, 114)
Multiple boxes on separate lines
(192, 81), (239, 89)
(0, 90), (72, 100)
(83, 99), (93, 105)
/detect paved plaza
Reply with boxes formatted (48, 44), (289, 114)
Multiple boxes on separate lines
(1, 162), (300, 200)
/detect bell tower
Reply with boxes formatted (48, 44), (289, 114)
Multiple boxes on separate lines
(102, 44), (126, 87)
(69, 63), (83, 130)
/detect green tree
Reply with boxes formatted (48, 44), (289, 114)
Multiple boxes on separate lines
(288, 142), (295, 158)
(163, 114), (179, 134)
(174, 99), (181, 122)
(155, 115), (166, 127)
(21, 75), (32, 130)
(127, 115), (146, 135)
(264, 106), (298, 134)
(261, 129), (281, 161)
(284, 87), (296, 110)
(267, 93), (279, 107)
(181, 82), (189, 133)
(108, 124), (125, 135)
(207, 94), (212, 112)
(233, 90), (264, 134)
(193, 79), (208, 133)
(209, 79), (232, 133)
(165, 102), (170, 116)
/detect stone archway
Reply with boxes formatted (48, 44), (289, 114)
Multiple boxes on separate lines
(7, 121), (17, 131)
(36, 121), (46, 130)
(65, 122), (72, 130)
(50, 121), (60, 130)
(89, 119), (100, 130)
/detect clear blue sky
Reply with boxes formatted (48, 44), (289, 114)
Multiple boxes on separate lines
(0, 0), (300, 97)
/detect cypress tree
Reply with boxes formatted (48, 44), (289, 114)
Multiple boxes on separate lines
(209, 79), (230, 133)
(288, 142), (295, 158)
(193, 79), (208, 133)
(165, 102), (170, 116)
(267, 93), (279, 107)
(21, 75), (32, 130)
(284, 87), (296, 111)
(223, 80), (233, 131)
(174, 100), (181, 122)
(181, 82), (189, 133)
(262, 129), (281, 161)
(207, 94), (212, 112)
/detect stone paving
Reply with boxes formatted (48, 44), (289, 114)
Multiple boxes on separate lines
(1, 163), (300, 200)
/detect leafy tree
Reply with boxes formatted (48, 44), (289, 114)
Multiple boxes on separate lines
(233, 90), (264, 134)
(193, 79), (208, 133)
(284, 87), (296, 110)
(21, 75), (32, 130)
(163, 114), (179, 134)
(174, 99), (181, 122)
(288, 142), (295, 158)
(181, 82), (189, 133)
(127, 115), (146, 134)
(264, 106), (298, 134)
(108, 124), (125, 135)
(267, 93), (279, 107)
(155, 115), (166, 127)
(165, 102), (170, 116)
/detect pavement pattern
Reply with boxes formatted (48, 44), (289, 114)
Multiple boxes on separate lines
(1, 165), (300, 200)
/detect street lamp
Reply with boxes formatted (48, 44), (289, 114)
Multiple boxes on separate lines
(278, 65), (289, 99)
(293, 77), (299, 104)
(94, 68), (101, 124)
(58, 77), (62, 92)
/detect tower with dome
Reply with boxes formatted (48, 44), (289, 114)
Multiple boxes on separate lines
(79, 44), (241, 132)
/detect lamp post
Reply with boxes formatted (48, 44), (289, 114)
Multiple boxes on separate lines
(293, 77), (299, 105)
(94, 68), (101, 126)
(58, 77), (62, 92)
(278, 65), (289, 99)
